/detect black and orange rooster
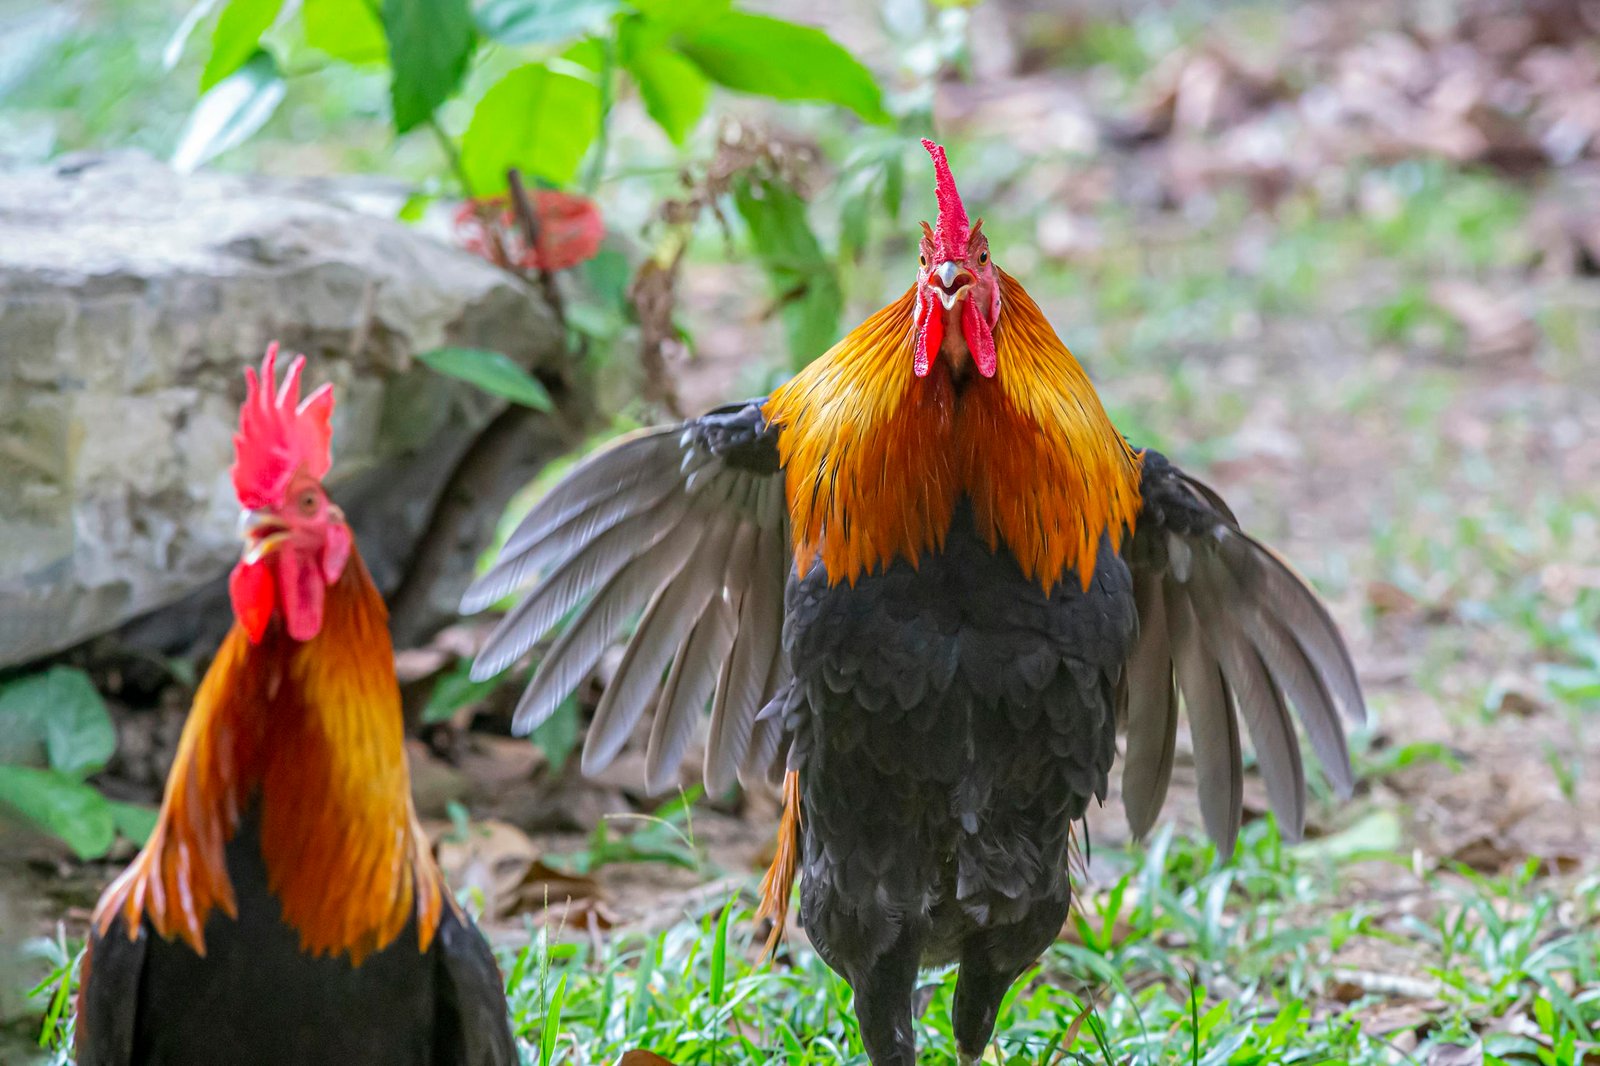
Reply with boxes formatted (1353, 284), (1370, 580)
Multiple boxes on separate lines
(467, 140), (1365, 1064)
(78, 348), (515, 1066)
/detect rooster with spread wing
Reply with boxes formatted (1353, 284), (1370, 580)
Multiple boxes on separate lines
(467, 139), (1365, 1064)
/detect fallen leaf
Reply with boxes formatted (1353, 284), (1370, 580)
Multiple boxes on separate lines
(433, 818), (540, 918)
(1428, 1041), (1483, 1066)
(617, 1051), (677, 1066)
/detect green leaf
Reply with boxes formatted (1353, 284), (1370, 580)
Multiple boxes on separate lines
(109, 802), (159, 846)
(302, 0), (388, 64)
(172, 50), (286, 172)
(733, 175), (842, 368)
(626, 0), (730, 30)
(539, 973), (567, 1066)
(529, 698), (579, 774)
(0, 666), (116, 778)
(673, 11), (888, 124)
(415, 347), (554, 410)
(619, 19), (707, 145)
(460, 63), (600, 192)
(200, 0), (284, 91)
(397, 191), (434, 221)
(422, 661), (501, 724)
(477, 0), (620, 45)
(381, 0), (475, 133)
(709, 898), (733, 1004)
(0, 766), (115, 860)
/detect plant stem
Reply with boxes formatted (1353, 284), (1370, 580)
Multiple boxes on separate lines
(429, 116), (474, 198)
(583, 33), (617, 194)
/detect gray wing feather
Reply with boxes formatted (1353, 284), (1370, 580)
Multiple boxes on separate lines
(582, 510), (739, 773)
(1166, 584), (1244, 857)
(705, 510), (786, 793)
(507, 517), (702, 732)
(466, 405), (791, 791)
(1121, 570), (1178, 839)
(645, 591), (738, 794)
(1122, 450), (1366, 852)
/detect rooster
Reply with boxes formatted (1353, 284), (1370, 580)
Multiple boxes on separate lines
(77, 347), (515, 1066)
(466, 140), (1365, 1064)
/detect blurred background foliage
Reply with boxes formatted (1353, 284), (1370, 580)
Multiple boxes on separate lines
(4, 0), (1600, 1061)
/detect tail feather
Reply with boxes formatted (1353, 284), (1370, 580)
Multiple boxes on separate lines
(755, 770), (802, 959)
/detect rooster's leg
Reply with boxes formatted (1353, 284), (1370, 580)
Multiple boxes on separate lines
(845, 923), (923, 1066)
(951, 885), (1072, 1062)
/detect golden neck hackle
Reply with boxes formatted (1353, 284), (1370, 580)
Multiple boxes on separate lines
(764, 269), (1142, 590)
(92, 554), (444, 965)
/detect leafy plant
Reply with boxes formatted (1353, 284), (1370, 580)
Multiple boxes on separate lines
(167, 0), (888, 186)
(0, 667), (153, 860)
(164, 0), (895, 371)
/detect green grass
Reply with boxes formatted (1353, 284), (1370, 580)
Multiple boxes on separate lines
(25, 811), (1600, 1065)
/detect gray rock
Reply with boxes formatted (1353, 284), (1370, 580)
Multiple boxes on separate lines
(0, 153), (569, 667)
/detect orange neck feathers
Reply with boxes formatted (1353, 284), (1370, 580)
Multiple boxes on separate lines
(93, 553), (444, 964)
(763, 269), (1142, 590)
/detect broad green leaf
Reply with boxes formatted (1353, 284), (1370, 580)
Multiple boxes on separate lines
(164, 0), (224, 71)
(460, 63), (600, 192)
(0, 666), (115, 778)
(626, 0), (730, 30)
(302, 0), (388, 64)
(416, 347), (554, 410)
(109, 802), (159, 846)
(200, 0), (284, 91)
(172, 50), (286, 172)
(422, 661), (501, 724)
(529, 698), (579, 773)
(581, 246), (632, 307)
(673, 11), (888, 124)
(733, 175), (842, 367)
(477, 0), (620, 45)
(381, 0), (475, 133)
(397, 191), (434, 221)
(0, 766), (115, 860)
(619, 19), (707, 145)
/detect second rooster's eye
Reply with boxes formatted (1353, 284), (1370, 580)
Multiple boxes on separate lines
(978, 251), (988, 265)
(919, 253), (927, 268)
(297, 489), (319, 516)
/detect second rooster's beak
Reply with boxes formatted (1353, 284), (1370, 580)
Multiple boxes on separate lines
(930, 261), (975, 309)
(238, 509), (289, 564)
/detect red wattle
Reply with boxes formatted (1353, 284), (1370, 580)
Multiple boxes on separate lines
(963, 298), (997, 378)
(914, 293), (942, 377)
(229, 558), (276, 644)
(278, 550), (326, 643)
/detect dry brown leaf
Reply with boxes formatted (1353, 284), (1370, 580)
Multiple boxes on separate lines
(1429, 280), (1541, 361)
(433, 818), (541, 917)
(616, 1050), (677, 1066)
(1428, 1041), (1483, 1066)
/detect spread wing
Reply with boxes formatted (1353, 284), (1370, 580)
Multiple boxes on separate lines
(463, 400), (790, 794)
(1119, 448), (1366, 856)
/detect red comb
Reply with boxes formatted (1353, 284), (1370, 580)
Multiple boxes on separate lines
(921, 139), (970, 258)
(231, 343), (335, 510)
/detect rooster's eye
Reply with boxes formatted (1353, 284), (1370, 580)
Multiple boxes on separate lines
(918, 253), (927, 268)
(297, 490), (319, 516)
(978, 251), (988, 265)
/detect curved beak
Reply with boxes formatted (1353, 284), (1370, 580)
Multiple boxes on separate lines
(930, 261), (975, 309)
(237, 509), (289, 564)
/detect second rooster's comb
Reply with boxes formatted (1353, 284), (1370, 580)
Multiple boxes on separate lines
(921, 138), (971, 257)
(231, 343), (335, 511)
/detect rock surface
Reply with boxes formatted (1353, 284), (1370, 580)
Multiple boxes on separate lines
(0, 153), (566, 667)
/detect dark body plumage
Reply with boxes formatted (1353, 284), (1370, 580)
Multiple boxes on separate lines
(783, 503), (1134, 1060)
(78, 813), (513, 1066)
